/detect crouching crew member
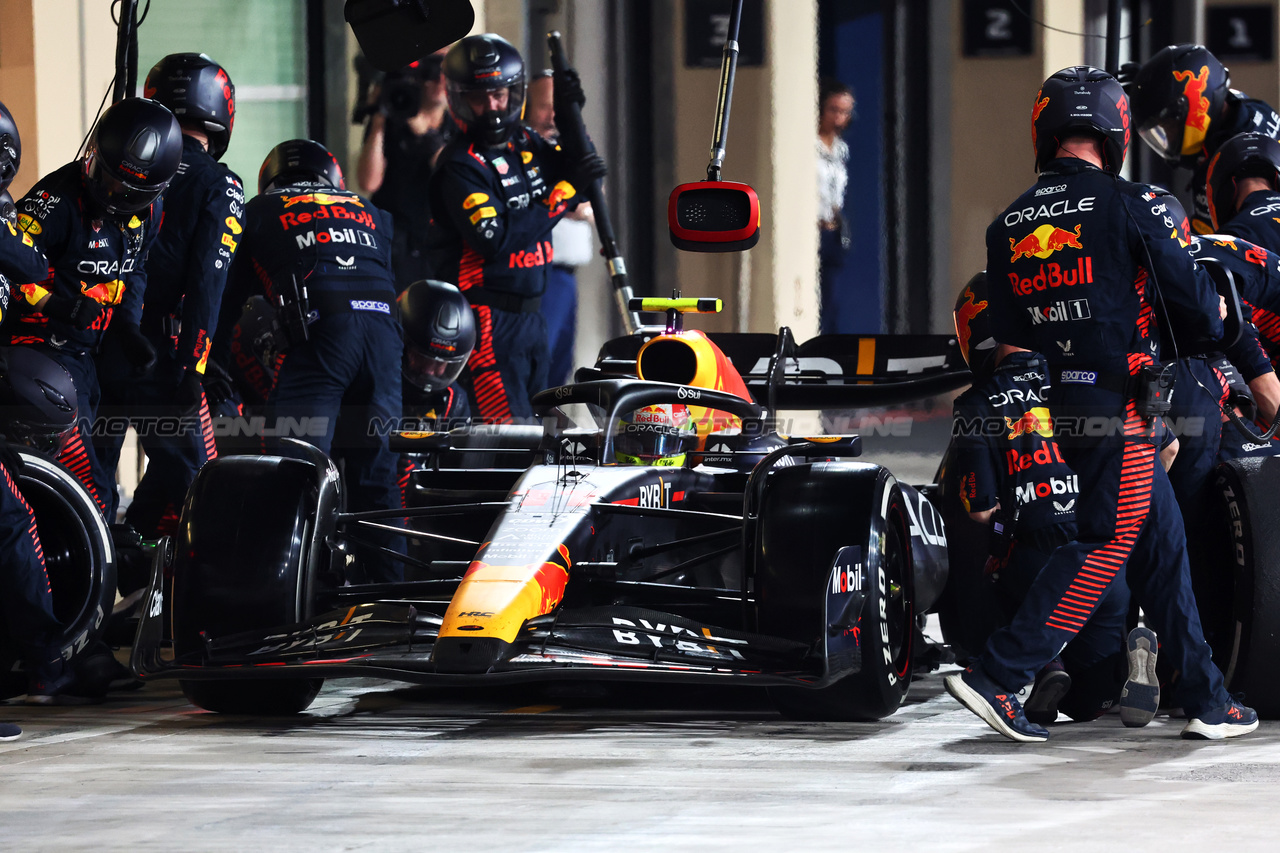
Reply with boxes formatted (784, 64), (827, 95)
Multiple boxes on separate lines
(427, 34), (604, 423)
(944, 66), (1257, 743)
(223, 139), (404, 582)
(6, 99), (180, 515)
(99, 54), (245, 539)
(950, 274), (1129, 725)
(396, 279), (473, 506)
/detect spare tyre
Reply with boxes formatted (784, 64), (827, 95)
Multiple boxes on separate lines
(0, 449), (115, 699)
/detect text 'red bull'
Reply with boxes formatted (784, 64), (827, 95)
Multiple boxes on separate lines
(1009, 258), (1093, 295)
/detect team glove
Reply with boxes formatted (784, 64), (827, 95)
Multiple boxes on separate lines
(201, 358), (236, 409)
(1115, 61), (1140, 89)
(0, 190), (15, 225)
(552, 67), (587, 111)
(43, 293), (105, 331)
(176, 369), (205, 416)
(572, 152), (608, 187)
(114, 323), (157, 374)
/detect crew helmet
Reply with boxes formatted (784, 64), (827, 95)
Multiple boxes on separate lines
(81, 98), (183, 216)
(0, 100), (21, 194)
(0, 346), (79, 457)
(1032, 66), (1130, 174)
(1206, 131), (1280, 230)
(144, 53), (236, 161)
(443, 34), (526, 147)
(954, 272), (999, 381)
(1128, 44), (1231, 163)
(398, 280), (476, 393)
(258, 139), (345, 195)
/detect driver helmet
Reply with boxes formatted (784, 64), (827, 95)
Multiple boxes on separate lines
(1206, 131), (1280, 230)
(81, 97), (183, 216)
(954, 272), (999, 382)
(1032, 66), (1130, 174)
(614, 403), (698, 467)
(1128, 44), (1231, 164)
(0, 346), (79, 457)
(398, 280), (476, 393)
(443, 34), (526, 147)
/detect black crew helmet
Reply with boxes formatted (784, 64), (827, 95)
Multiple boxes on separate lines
(398, 280), (475, 392)
(1206, 132), (1280, 230)
(0, 346), (79, 457)
(0, 99), (21, 194)
(144, 53), (236, 161)
(81, 98), (183, 216)
(954, 272), (999, 381)
(443, 34), (526, 147)
(1128, 44), (1231, 164)
(258, 139), (345, 194)
(1032, 66), (1130, 174)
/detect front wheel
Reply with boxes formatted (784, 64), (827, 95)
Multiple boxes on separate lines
(763, 474), (914, 721)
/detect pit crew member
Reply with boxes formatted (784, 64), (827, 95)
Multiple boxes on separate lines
(944, 66), (1257, 742)
(397, 278), (472, 504)
(222, 139), (404, 582)
(426, 33), (604, 423)
(6, 98), (180, 515)
(950, 274), (1131, 725)
(98, 53), (245, 540)
(1127, 43), (1280, 235)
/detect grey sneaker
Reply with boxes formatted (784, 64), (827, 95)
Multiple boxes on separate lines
(1120, 626), (1159, 728)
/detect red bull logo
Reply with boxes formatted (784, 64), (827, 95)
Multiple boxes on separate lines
(1031, 92), (1049, 153)
(1010, 223), (1083, 261)
(1005, 406), (1053, 440)
(955, 290), (987, 359)
(282, 192), (362, 208)
(1174, 66), (1211, 132)
(80, 279), (124, 305)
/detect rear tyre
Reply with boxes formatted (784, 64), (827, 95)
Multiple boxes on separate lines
(0, 451), (115, 699)
(173, 455), (330, 715)
(1215, 457), (1280, 717)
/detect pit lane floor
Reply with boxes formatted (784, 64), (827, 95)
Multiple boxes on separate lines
(2, 664), (1279, 852)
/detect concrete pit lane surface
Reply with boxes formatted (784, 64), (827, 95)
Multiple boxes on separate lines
(2, 668), (1280, 852)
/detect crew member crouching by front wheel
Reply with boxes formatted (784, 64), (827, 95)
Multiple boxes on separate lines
(944, 66), (1257, 743)
(222, 139), (404, 583)
(397, 279), (473, 506)
(950, 274), (1131, 725)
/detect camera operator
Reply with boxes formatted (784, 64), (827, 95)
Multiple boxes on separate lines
(356, 52), (448, 291)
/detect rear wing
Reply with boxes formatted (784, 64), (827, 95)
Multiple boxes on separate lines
(592, 329), (973, 409)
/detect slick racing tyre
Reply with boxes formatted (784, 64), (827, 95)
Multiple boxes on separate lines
(173, 454), (329, 715)
(759, 464), (914, 721)
(0, 450), (115, 699)
(1214, 457), (1280, 717)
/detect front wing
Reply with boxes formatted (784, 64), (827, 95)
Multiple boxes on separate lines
(131, 592), (848, 688)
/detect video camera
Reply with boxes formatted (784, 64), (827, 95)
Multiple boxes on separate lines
(352, 53), (444, 124)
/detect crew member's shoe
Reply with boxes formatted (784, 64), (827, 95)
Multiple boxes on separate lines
(945, 666), (1050, 743)
(1024, 658), (1072, 726)
(25, 662), (105, 706)
(0, 722), (21, 742)
(1120, 626), (1160, 728)
(1182, 698), (1260, 740)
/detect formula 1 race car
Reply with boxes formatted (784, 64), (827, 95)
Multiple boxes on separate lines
(130, 300), (969, 719)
